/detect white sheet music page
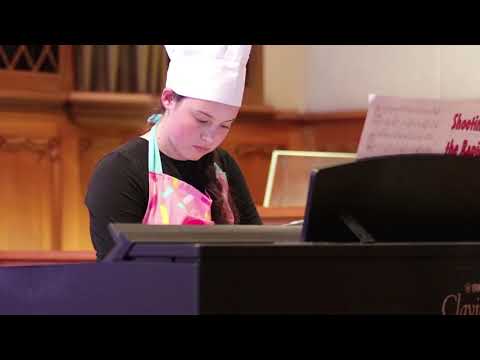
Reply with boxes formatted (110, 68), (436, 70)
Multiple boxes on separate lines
(357, 95), (480, 159)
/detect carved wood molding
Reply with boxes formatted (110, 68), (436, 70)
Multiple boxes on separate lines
(0, 88), (367, 127)
(68, 91), (157, 119)
(68, 91), (278, 127)
(0, 135), (60, 161)
(0, 90), (67, 112)
(274, 110), (367, 123)
(0, 250), (96, 265)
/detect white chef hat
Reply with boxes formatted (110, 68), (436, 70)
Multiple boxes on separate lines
(164, 45), (252, 107)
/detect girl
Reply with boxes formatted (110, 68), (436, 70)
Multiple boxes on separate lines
(85, 45), (262, 259)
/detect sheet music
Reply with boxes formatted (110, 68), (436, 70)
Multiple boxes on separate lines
(357, 95), (480, 159)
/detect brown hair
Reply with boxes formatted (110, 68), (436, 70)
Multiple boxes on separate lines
(200, 151), (239, 224)
(151, 92), (238, 224)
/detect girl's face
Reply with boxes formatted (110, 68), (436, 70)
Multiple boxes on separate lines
(159, 89), (240, 161)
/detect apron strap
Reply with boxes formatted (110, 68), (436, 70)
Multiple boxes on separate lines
(148, 123), (163, 174)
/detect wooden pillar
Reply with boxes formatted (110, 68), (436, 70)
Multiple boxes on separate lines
(58, 119), (84, 250)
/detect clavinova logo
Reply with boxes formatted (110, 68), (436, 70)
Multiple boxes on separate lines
(442, 282), (480, 315)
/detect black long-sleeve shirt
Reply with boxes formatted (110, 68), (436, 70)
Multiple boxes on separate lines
(85, 137), (262, 259)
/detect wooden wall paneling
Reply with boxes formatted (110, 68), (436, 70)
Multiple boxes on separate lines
(303, 111), (366, 152)
(256, 206), (305, 225)
(0, 113), (62, 250)
(0, 72), (62, 92)
(77, 130), (139, 250)
(51, 144), (62, 250)
(223, 111), (291, 204)
(58, 120), (83, 251)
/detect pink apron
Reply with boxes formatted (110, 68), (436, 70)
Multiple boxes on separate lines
(142, 123), (234, 225)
